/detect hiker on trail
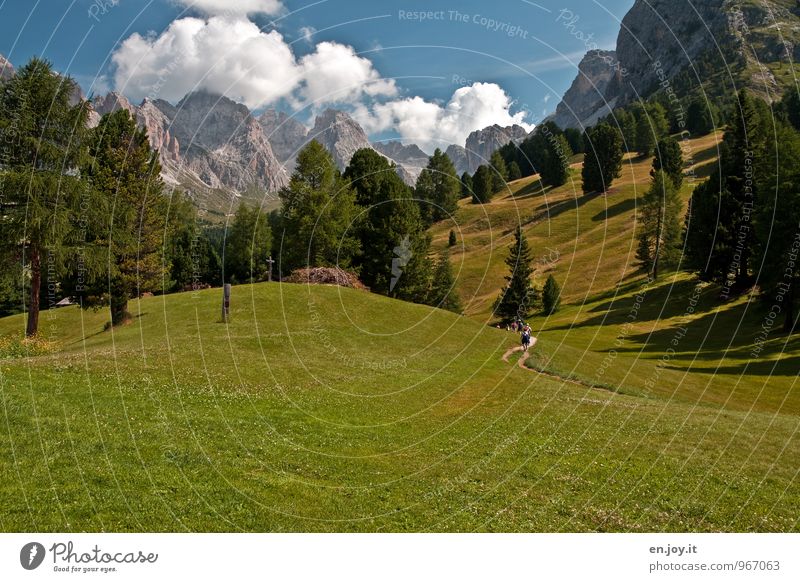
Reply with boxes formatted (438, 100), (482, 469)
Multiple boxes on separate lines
(511, 321), (518, 332)
(521, 329), (531, 351)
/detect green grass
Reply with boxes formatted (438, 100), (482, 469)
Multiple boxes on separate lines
(1, 133), (798, 532)
(0, 281), (798, 532)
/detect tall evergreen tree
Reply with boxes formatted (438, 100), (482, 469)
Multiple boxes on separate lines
(460, 171), (473, 199)
(471, 165), (494, 204)
(429, 252), (462, 313)
(76, 108), (167, 326)
(582, 123), (623, 194)
(490, 150), (508, 193)
(540, 132), (572, 187)
(0, 58), (89, 336)
(507, 160), (522, 181)
(541, 274), (561, 315)
(224, 203), (272, 284)
(494, 226), (536, 322)
(652, 136), (684, 188)
(277, 140), (360, 272)
(415, 148), (460, 224)
(636, 170), (683, 279)
(633, 102), (669, 157)
(686, 97), (714, 136)
(563, 127), (584, 154)
(344, 148), (430, 298)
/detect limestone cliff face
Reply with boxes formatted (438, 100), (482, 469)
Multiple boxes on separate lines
(309, 109), (374, 171)
(550, 50), (621, 130)
(257, 109), (309, 167)
(372, 140), (429, 184)
(551, 0), (800, 128)
(445, 144), (470, 176)
(464, 124), (529, 174)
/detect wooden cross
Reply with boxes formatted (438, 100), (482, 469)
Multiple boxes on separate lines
(266, 256), (276, 282)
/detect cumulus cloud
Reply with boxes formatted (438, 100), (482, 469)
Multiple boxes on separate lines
(297, 42), (396, 108)
(113, 18), (396, 110)
(112, 17), (300, 107)
(358, 83), (533, 153)
(174, 0), (283, 17)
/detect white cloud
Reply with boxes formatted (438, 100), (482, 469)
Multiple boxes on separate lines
(112, 18), (395, 110)
(298, 26), (316, 44)
(175, 0), (283, 17)
(297, 42), (397, 108)
(359, 83), (533, 153)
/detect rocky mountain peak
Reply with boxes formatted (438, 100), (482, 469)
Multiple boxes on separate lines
(309, 108), (372, 170)
(257, 109), (309, 165)
(463, 124), (530, 174)
(549, 49), (620, 130)
(0, 53), (15, 81)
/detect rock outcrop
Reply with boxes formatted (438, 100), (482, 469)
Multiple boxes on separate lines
(463, 124), (529, 174)
(372, 140), (429, 184)
(308, 109), (373, 171)
(257, 109), (309, 167)
(445, 144), (470, 176)
(549, 50), (621, 130)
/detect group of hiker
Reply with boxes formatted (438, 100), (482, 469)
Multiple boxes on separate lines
(494, 319), (534, 350)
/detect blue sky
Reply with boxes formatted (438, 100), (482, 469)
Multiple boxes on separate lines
(0, 0), (634, 149)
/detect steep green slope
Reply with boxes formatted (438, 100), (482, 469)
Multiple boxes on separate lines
(0, 282), (797, 531)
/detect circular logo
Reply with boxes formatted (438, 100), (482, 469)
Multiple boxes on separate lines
(20, 542), (46, 570)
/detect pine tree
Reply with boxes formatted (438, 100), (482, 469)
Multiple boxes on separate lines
(508, 160), (522, 181)
(686, 97), (714, 136)
(448, 230), (457, 247)
(582, 123), (623, 194)
(460, 171), (473, 199)
(636, 170), (682, 279)
(225, 203), (272, 284)
(542, 274), (561, 315)
(277, 140), (360, 272)
(563, 127), (584, 154)
(472, 165), (494, 203)
(540, 132), (572, 187)
(490, 150), (508, 193)
(653, 136), (684, 188)
(344, 148), (430, 299)
(415, 148), (460, 224)
(494, 226), (536, 322)
(633, 102), (668, 157)
(0, 58), (89, 336)
(429, 252), (462, 313)
(77, 108), (167, 326)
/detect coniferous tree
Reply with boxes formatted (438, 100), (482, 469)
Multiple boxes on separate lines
(494, 226), (537, 322)
(429, 252), (462, 313)
(448, 230), (457, 247)
(0, 58), (90, 336)
(563, 127), (584, 154)
(542, 274), (561, 315)
(415, 148), (460, 224)
(472, 165), (494, 203)
(74, 108), (166, 327)
(686, 97), (714, 136)
(277, 140), (360, 272)
(508, 160), (522, 181)
(582, 123), (623, 194)
(540, 132), (572, 187)
(460, 171), (473, 199)
(636, 170), (682, 279)
(344, 148), (431, 299)
(490, 150), (509, 193)
(633, 102), (668, 157)
(653, 136), (684, 188)
(225, 203), (272, 284)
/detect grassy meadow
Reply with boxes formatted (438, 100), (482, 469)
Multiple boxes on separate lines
(1, 131), (798, 532)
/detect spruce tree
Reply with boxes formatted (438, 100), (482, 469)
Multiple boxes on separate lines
(508, 160), (522, 181)
(277, 140), (360, 272)
(0, 58), (89, 336)
(652, 136), (684, 188)
(494, 226), (536, 322)
(636, 170), (682, 279)
(472, 165), (494, 203)
(415, 148), (460, 224)
(542, 274), (561, 315)
(448, 230), (457, 247)
(490, 150), (508, 193)
(460, 171), (473, 199)
(78, 108), (167, 326)
(225, 203), (271, 284)
(582, 123), (623, 194)
(540, 133), (572, 187)
(429, 252), (462, 313)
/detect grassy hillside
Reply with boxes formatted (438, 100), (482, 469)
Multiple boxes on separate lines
(1, 132), (798, 532)
(0, 281), (798, 532)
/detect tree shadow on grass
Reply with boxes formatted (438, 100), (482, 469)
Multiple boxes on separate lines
(591, 196), (637, 222)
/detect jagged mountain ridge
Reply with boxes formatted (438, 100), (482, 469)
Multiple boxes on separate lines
(551, 0), (800, 129)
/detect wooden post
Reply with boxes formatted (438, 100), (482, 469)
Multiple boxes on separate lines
(222, 284), (231, 322)
(266, 256), (276, 282)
